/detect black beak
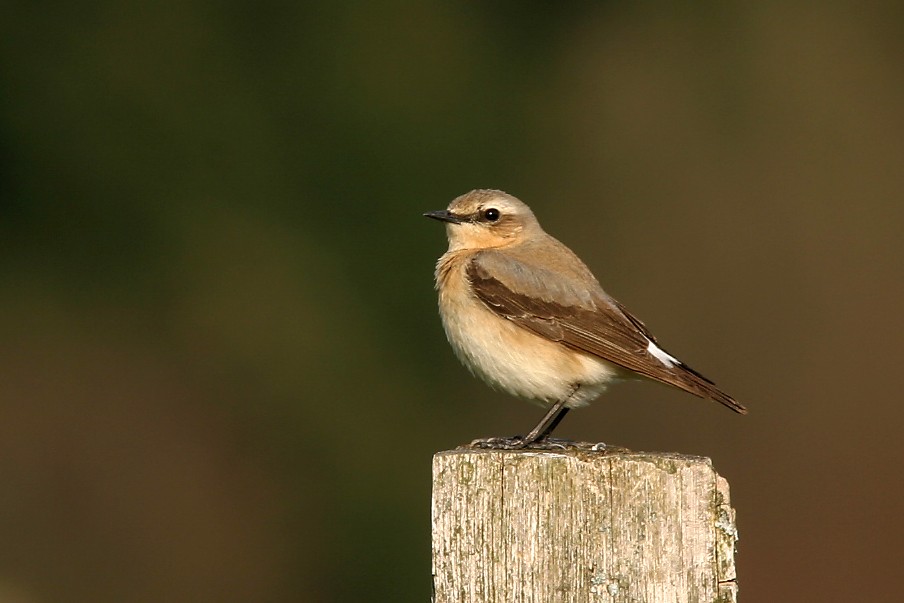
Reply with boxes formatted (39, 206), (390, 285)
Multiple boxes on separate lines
(423, 210), (464, 224)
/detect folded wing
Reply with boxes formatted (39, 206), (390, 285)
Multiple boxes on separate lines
(468, 251), (747, 414)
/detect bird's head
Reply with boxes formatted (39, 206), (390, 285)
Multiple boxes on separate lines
(424, 189), (542, 251)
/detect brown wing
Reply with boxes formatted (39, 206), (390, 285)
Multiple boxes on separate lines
(467, 254), (747, 414)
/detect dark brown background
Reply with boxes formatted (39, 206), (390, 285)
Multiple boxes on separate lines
(2, 2), (902, 602)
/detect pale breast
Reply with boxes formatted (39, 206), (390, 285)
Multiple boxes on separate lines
(435, 251), (621, 407)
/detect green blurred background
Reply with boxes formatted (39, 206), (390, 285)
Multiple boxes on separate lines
(2, 1), (903, 601)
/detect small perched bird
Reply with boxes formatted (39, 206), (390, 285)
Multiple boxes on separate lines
(425, 189), (746, 448)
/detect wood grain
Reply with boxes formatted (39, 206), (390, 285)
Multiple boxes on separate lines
(432, 448), (738, 603)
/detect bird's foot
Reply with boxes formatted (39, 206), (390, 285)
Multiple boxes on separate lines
(465, 436), (622, 452)
(466, 436), (581, 450)
(467, 435), (527, 450)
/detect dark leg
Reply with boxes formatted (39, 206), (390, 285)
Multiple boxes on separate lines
(520, 384), (580, 446)
(467, 385), (581, 450)
(522, 399), (571, 446)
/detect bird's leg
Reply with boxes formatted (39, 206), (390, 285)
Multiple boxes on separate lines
(466, 386), (580, 450)
(521, 400), (570, 446)
(519, 385), (579, 447)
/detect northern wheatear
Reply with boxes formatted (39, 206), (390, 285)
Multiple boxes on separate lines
(425, 189), (746, 447)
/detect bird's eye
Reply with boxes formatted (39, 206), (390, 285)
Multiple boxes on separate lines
(483, 208), (500, 222)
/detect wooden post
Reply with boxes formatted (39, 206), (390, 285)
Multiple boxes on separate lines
(431, 448), (738, 603)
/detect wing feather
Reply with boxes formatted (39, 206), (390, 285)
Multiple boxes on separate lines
(468, 252), (747, 414)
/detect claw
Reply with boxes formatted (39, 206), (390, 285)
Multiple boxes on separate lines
(461, 437), (627, 453)
(468, 436), (526, 450)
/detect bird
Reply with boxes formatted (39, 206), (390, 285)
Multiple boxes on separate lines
(424, 189), (746, 448)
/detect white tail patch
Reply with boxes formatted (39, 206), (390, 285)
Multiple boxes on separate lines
(646, 339), (679, 368)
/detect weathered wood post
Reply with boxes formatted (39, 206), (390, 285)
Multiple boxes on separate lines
(432, 447), (738, 603)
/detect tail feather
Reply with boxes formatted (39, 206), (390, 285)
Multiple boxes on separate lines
(675, 362), (748, 414)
